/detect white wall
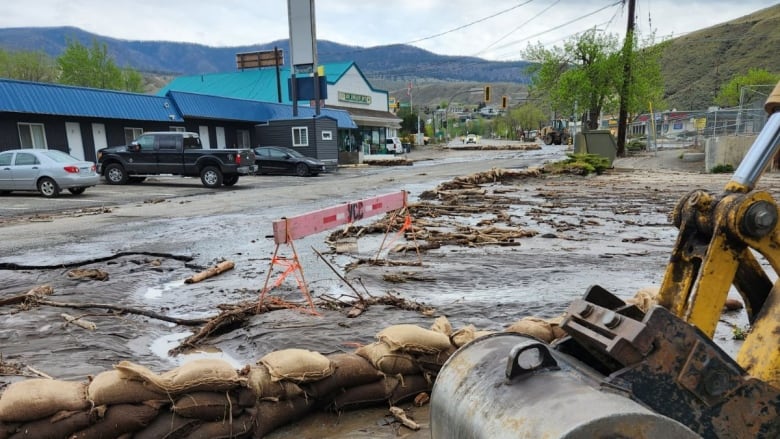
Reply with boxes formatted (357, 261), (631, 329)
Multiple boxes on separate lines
(324, 65), (389, 112)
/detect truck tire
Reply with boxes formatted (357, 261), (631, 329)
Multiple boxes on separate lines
(223, 174), (239, 186)
(543, 135), (554, 145)
(200, 166), (223, 188)
(105, 163), (128, 185)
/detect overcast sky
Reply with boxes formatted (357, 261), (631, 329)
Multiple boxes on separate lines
(1, 0), (777, 61)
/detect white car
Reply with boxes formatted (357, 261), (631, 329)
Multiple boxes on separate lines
(465, 134), (478, 144)
(385, 137), (404, 154)
(0, 149), (99, 197)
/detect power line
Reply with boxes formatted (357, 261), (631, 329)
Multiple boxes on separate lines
(475, 0), (559, 55)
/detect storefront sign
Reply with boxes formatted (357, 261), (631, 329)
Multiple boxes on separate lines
(339, 91), (372, 105)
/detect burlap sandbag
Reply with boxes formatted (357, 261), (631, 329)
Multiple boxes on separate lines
(505, 317), (555, 343)
(430, 316), (452, 336)
(355, 341), (418, 375)
(69, 403), (159, 439)
(8, 410), (94, 439)
(415, 345), (457, 374)
(134, 413), (202, 439)
(302, 353), (383, 399)
(88, 370), (166, 406)
(253, 397), (314, 439)
(389, 374), (433, 406)
(114, 361), (166, 390)
(244, 365), (303, 401)
(628, 286), (659, 313)
(377, 324), (453, 354)
(330, 376), (399, 411)
(173, 392), (242, 421)
(451, 325), (476, 348)
(259, 349), (333, 383)
(0, 379), (89, 422)
(1, 421), (20, 439)
(180, 412), (255, 439)
(160, 359), (243, 393)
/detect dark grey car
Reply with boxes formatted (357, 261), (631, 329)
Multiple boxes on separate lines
(254, 146), (326, 177)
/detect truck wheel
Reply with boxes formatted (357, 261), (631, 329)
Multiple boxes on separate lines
(200, 166), (223, 188)
(38, 177), (60, 198)
(105, 163), (128, 184)
(543, 135), (554, 145)
(223, 174), (239, 186)
(68, 187), (86, 195)
(295, 163), (310, 177)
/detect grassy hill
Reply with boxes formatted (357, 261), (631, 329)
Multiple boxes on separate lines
(658, 4), (780, 110)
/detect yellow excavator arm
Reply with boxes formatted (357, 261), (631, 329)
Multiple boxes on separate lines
(657, 81), (780, 387)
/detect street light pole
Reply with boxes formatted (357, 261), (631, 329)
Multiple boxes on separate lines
(446, 87), (483, 144)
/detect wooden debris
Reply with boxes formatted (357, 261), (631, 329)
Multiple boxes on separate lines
(61, 313), (97, 331)
(184, 260), (235, 284)
(66, 268), (109, 281)
(0, 284), (53, 306)
(414, 392), (430, 407)
(389, 406), (420, 431)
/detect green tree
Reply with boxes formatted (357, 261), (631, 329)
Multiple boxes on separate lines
(57, 38), (143, 92)
(715, 68), (780, 108)
(524, 29), (666, 155)
(0, 48), (57, 82)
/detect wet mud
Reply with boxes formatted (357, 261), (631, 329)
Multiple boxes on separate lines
(1, 147), (776, 437)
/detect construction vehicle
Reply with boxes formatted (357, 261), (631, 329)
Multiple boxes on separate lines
(540, 119), (571, 145)
(431, 82), (780, 437)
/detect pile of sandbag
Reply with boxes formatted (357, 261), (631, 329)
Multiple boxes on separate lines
(0, 316), (565, 438)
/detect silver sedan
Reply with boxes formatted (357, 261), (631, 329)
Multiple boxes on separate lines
(0, 149), (100, 197)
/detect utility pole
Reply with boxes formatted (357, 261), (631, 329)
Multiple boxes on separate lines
(616, 0), (636, 157)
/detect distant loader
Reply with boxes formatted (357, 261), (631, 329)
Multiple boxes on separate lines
(539, 119), (571, 145)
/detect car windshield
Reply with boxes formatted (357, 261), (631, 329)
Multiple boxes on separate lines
(40, 150), (79, 163)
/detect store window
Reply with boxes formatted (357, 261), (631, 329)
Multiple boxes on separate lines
(237, 130), (250, 148)
(292, 126), (309, 147)
(124, 127), (143, 144)
(18, 123), (47, 149)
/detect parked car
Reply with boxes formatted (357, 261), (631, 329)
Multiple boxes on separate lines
(465, 134), (478, 144)
(0, 149), (99, 197)
(384, 137), (404, 154)
(97, 132), (256, 188)
(254, 146), (325, 177)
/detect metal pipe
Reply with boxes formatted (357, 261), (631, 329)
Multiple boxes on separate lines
(729, 112), (780, 191)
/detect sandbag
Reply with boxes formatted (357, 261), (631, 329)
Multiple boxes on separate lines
(244, 365), (303, 401)
(88, 370), (166, 406)
(70, 403), (159, 439)
(451, 325), (477, 348)
(252, 397), (314, 438)
(0, 379), (89, 422)
(390, 374), (432, 406)
(301, 353), (383, 399)
(173, 392), (242, 421)
(183, 412), (255, 439)
(377, 324), (453, 354)
(8, 410), (93, 439)
(134, 413), (202, 439)
(415, 345), (457, 374)
(1, 421), (20, 439)
(114, 361), (166, 389)
(356, 341), (419, 375)
(161, 359), (243, 393)
(259, 349), (333, 383)
(430, 316), (453, 336)
(330, 376), (399, 411)
(505, 317), (555, 343)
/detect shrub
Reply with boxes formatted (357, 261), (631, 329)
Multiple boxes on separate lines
(710, 164), (734, 174)
(545, 153), (611, 176)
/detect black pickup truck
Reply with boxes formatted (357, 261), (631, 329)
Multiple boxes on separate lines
(97, 132), (257, 188)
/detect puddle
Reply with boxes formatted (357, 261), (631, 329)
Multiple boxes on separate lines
(150, 331), (247, 368)
(143, 279), (185, 300)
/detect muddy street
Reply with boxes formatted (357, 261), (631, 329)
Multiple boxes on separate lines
(1, 143), (773, 437)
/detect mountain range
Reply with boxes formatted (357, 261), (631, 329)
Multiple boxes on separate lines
(0, 26), (531, 84)
(0, 3), (779, 111)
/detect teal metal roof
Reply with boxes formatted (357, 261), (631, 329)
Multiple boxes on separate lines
(158, 61), (384, 105)
(0, 79), (182, 122)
